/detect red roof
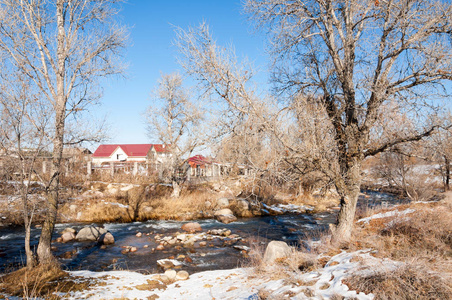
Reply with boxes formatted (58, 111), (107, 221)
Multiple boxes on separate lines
(188, 155), (213, 165)
(92, 144), (170, 158)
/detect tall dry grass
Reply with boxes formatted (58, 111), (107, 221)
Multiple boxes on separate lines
(0, 263), (67, 299)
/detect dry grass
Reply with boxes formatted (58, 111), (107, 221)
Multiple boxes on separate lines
(0, 263), (68, 299)
(249, 192), (452, 299)
(344, 262), (452, 300)
(144, 187), (215, 220)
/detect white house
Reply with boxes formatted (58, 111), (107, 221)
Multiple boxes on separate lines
(91, 144), (171, 166)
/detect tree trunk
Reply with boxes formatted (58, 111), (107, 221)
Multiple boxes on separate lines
(330, 186), (360, 243)
(20, 163), (36, 268)
(444, 156), (450, 191)
(37, 0), (66, 264)
(331, 155), (362, 244)
(171, 180), (181, 198)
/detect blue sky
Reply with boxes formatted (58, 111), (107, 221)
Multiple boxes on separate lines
(98, 0), (269, 148)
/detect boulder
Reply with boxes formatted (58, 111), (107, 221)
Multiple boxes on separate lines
(61, 231), (76, 243)
(164, 269), (177, 281)
(76, 226), (107, 242)
(263, 241), (292, 264)
(216, 214), (237, 224)
(176, 270), (189, 281)
(214, 208), (234, 216)
(237, 199), (250, 211)
(181, 222), (202, 233)
(216, 198), (230, 208)
(214, 208), (237, 224)
(234, 198), (253, 217)
(98, 232), (115, 245)
(62, 227), (76, 234)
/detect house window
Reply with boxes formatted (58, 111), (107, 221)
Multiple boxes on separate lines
(117, 154), (120, 160)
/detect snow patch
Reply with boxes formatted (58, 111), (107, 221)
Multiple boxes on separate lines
(358, 208), (415, 224)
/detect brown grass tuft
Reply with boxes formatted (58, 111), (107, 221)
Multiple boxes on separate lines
(0, 263), (68, 299)
(344, 262), (452, 300)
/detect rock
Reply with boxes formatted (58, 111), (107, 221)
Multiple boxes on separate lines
(176, 270), (189, 281)
(199, 241), (207, 247)
(164, 269), (177, 281)
(69, 205), (78, 212)
(234, 199), (253, 217)
(75, 226), (107, 242)
(214, 209), (237, 224)
(98, 232), (115, 245)
(62, 227), (76, 234)
(207, 228), (232, 236)
(177, 254), (185, 260)
(181, 222), (202, 233)
(157, 259), (182, 270)
(214, 208), (234, 216)
(129, 246), (137, 253)
(136, 232), (142, 237)
(56, 237), (63, 243)
(204, 201), (212, 208)
(263, 241), (292, 264)
(176, 234), (187, 241)
(156, 244), (164, 251)
(216, 198), (230, 208)
(237, 198), (250, 211)
(61, 231), (76, 243)
(183, 238), (195, 248)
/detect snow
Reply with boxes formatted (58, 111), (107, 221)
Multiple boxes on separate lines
(262, 203), (313, 214)
(49, 249), (393, 300)
(100, 200), (129, 209)
(358, 208), (415, 224)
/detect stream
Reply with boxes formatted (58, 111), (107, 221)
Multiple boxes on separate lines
(0, 190), (404, 274)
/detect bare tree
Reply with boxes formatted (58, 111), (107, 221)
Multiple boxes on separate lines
(245, 0), (452, 242)
(0, 69), (50, 268)
(145, 72), (205, 197)
(0, 0), (126, 264)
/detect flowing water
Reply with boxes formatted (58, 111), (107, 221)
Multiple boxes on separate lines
(0, 190), (404, 274)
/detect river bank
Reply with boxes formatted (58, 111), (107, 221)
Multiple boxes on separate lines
(1, 191), (450, 299)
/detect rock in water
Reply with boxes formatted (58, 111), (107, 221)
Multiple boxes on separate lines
(62, 227), (76, 234)
(76, 226), (107, 242)
(181, 222), (202, 233)
(263, 241), (292, 264)
(61, 231), (75, 243)
(214, 208), (237, 224)
(98, 232), (115, 245)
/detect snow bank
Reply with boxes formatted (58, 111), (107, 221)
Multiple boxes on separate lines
(56, 249), (391, 300)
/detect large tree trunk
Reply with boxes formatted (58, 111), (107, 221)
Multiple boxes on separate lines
(331, 185), (361, 243)
(331, 154), (362, 243)
(37, 0), (66, 264)
(36, 125), (64, 264)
